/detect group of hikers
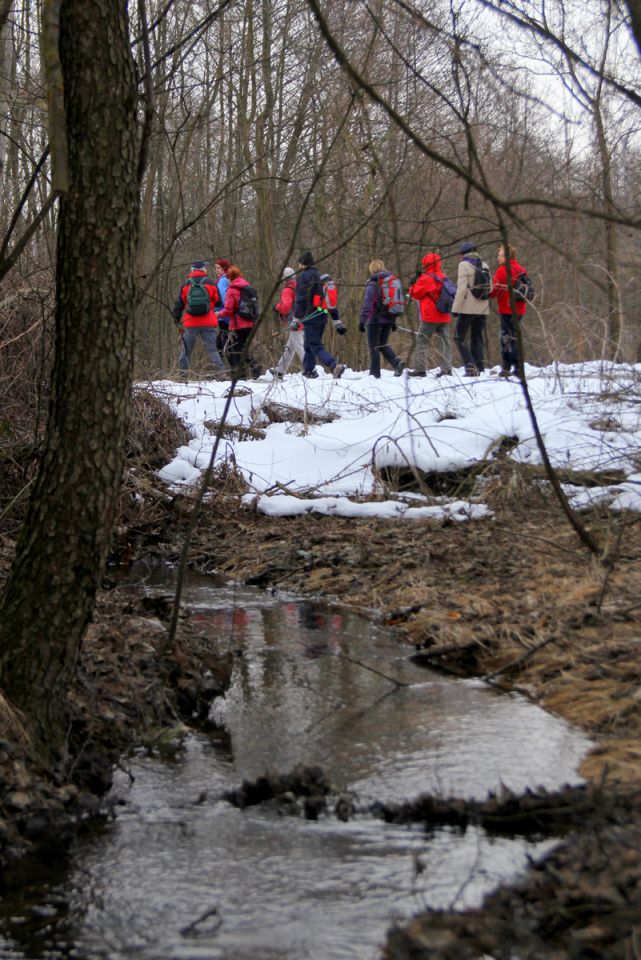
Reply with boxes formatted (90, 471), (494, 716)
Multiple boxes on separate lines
(172, 242), (532, 381)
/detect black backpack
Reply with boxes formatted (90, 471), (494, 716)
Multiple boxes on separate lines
(237, 284), (260, 322)
(186, 276), (211, 316)
(470, 261), (491, 300)
(513, 270), (534, 303)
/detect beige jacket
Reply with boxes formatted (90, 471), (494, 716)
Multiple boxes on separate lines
(452, 258), (491, 315)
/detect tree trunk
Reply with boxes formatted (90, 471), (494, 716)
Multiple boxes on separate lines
(0, 0), (139, 765)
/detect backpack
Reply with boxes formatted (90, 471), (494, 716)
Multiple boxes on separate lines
(319, 274), (338, 311)
(427, 273), (457, 314)
(237, 284), (260, 322)
(377, 274), (405, 315)
(513, 270), (534, 303)
(186, 276), (212, 316)
(470, 260), (491, 300)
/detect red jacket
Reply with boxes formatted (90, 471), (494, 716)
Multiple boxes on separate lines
(218, 276), (254, 331)
(275, 279), (298, 327)
(491, 259), (527, 316)
(175, 269), (220, 328)
(409, 252), (451, 323)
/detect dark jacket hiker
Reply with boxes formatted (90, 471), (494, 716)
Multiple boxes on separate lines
(359, 260), (405, 378)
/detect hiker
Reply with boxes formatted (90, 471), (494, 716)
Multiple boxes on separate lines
(490, 244), (528, 378)
(172, 259), (225, 377)
(407, 252), (453, 378)
(294, 251), (346, 380)
(217, 265), (262, 380)
(270, 267), (303, 378)
(451, 241), (491, 377)
(214, 258), (231, 357)
(358, 259), (405, 378)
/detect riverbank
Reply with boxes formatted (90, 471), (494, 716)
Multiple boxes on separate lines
(2, 403), (641, 954)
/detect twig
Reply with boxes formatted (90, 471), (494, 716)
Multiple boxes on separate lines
(483, 635), (561, 683)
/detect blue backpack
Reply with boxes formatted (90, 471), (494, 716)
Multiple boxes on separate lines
(427, 273), (457, 314)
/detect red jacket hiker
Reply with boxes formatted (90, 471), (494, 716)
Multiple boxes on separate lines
(218, 276), (254, 331)
(491, 259), (528, 316)
(409, 252), (451, 323)
(173, 268), (220, 328)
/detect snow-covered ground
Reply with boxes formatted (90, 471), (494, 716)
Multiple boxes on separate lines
(146, 361), (641, 521)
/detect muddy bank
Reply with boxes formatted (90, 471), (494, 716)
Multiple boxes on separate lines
(2, 389), (641, 956)
(128, 473), (641, 959)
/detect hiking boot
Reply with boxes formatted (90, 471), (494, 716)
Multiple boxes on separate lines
(332, 363), (346, 379)
(407, 369), (426, 378)
(497, 368), (511, 378)
(435, 369), (453, 378)
(303, 369), (319, 379)
(464, 364), (479, 377)
(393, 360), (406, 377)
(269, 368), (284, 379)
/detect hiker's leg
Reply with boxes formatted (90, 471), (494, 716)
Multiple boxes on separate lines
(199, 327), (225, 370)
(306, 315), (335, 369)
(179, 328), (197, 370)
(414, 324), (429, 372)
(470, 316), (486, 371)
(367, 324), (381, 377)
(227, 330), (245, 376)
(277, 330), (304, 374)
(378, 324), (399, 369)
(453, 315), (474, 367)
(436, 323), (453, 372)
(499, 314), (517, 370)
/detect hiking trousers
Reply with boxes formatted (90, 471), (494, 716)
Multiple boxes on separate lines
(415, 321), (452, 373)
(499, 313), (520, 371)
(179, 326), (225, 372)
(228, 327), (261, 379)
(367, 322), (400, 377)
(302, 313), (337, 373)
(454, 314), (486, 371)
(275, 329), (305, 374)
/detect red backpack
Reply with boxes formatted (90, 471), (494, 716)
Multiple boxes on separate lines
(313, 273), (338, 311)
(377, 274), (405, 315)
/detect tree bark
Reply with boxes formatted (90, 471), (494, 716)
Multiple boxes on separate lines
(0, 0), (139, 764)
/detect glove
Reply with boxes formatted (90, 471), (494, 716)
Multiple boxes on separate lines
(289, 317), (300, 330)
(391, 320), (397, 331)
(174, 317), (183, 328)
(358, 322), (365, 334)
(334, 321), (347, 336)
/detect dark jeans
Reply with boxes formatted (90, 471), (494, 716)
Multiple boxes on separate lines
(367, 322), (399, 377)
(228, 327), (261, 379)
(303, 313), (337, 373)
(499, 313), (519, 371)
(454, 314), (486, 371)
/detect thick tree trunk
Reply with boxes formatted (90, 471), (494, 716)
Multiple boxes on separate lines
(0, 0), (139, 763)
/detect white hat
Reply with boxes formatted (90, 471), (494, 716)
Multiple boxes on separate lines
(282, 267), (295, 279)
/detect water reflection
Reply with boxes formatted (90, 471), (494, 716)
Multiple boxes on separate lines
(0, 572), (592, 960)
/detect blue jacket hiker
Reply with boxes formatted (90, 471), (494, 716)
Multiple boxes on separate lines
(294, 251), (345, 379)
(359, 259), (405, 378)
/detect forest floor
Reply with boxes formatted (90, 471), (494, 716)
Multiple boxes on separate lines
(1, 392), (641, 955)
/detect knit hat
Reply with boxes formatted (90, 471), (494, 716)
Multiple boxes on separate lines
(215, 258), (231, 271)
(191, 259), (207, 270)
(298, 251), (314, 266)
(459, 241), (477, 255)
(282, 267), (296, 279)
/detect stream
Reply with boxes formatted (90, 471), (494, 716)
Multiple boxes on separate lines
(0, 571), (591, 960)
